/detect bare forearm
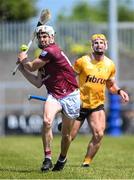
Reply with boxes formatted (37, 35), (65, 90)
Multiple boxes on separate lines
(106, 79), (120, 94)
(106, 79), (129, 102)
(108, 84), (120, 94)
(19, 65), (42, 88)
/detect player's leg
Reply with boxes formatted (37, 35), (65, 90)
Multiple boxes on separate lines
(58, 118), (84, 140)
(58, 108), (88, 140)
(71, 107), (89, 140)
(52, 115), (74, 171)
(82, 107), (106, 167)
(41, 96), (62, 171)
(52, 89), (80, 171)
(70, 120), (82, 140)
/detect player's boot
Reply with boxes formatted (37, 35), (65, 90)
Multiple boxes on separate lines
(41, 158), (53, 172)
(82, 157), (91, 167)
(52, 159), (67, 171)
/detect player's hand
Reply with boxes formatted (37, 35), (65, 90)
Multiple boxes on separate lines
(17, 63), (24, 72)
(120, 90), (129, 103)
(18, 52), (28, 63)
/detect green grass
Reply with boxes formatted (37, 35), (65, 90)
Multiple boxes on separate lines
(0, 135), (134, 179)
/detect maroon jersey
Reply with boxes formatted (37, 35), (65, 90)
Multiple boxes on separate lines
(39, 43), (78, 99)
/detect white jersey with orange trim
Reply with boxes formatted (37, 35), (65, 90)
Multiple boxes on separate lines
(74, 54), (116, 109)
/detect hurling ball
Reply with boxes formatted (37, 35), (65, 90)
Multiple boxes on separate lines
(20, 44), (28, 51)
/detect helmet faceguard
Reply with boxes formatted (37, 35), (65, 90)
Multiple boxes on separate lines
(36, 25), (55, 48)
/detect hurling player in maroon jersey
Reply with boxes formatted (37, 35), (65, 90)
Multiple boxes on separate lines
(17, 25), (80, 172)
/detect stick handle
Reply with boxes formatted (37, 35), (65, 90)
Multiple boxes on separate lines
(12, 36), (35, 76)
(28, 95), (47, 101)
(12, 64), (20, 75)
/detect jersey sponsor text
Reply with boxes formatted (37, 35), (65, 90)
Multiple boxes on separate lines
(85, 75), (106, 84)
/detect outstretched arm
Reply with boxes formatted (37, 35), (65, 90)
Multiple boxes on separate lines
(18, 64), (43, 88)
(106, 79), (129, 103)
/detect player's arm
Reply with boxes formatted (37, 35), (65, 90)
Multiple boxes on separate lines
(73, 71), (79, 85)
(106, 79), (129, 103)
(17, 51), (48, 72)
(18, 64), (43, 88)
(106, 78), (119, 93)
(73, 58), (82, 85)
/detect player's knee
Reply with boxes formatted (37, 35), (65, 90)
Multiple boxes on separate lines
(98, 130), (104, 139)
(43, 116), (52, 129)
(94, 130), (104, 142)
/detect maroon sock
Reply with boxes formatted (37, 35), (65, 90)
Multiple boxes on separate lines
(45, 150), (51, 159)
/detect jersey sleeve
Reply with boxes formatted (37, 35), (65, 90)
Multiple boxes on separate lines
(39, 50), (51, 62)
(73, 58), (82, 74)
(108, 62), (116, 80)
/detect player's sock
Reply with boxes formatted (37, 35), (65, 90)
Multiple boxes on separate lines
(45, 150), (52, 160)
(82, 156), (92, 167)
(58, 154), (67, 162)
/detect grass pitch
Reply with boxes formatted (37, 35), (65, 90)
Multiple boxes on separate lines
(0, 134), (134, 179)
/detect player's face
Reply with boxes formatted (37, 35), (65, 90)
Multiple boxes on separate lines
(37, 32), (52, 48)
(92, 39), (106, 55)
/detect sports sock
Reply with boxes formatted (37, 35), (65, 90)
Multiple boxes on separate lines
(83, 156), (92, 165)
(45, 150), (52, 160)
(58, 154), (66, 162)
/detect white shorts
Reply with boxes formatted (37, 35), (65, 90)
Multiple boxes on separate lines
(47, 89), (80, 120)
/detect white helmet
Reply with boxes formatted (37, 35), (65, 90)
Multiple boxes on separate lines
(36, 25), (55, 37)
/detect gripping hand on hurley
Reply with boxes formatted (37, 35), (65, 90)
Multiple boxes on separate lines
(17, 44), (28, 65)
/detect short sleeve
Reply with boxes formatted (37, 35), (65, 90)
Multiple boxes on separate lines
(73, 58), (82, 74)
(39, 50), (50, 62)
(108, 62), (116, 80)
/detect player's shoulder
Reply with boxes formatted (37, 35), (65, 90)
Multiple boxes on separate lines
(44, 43), (60, 53)
(76, 55), (91, 63)
(104, 56), (115, 66)
(40, 44), (59, 58)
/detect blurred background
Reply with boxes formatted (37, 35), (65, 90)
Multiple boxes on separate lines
(0, 0), (134, 136)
